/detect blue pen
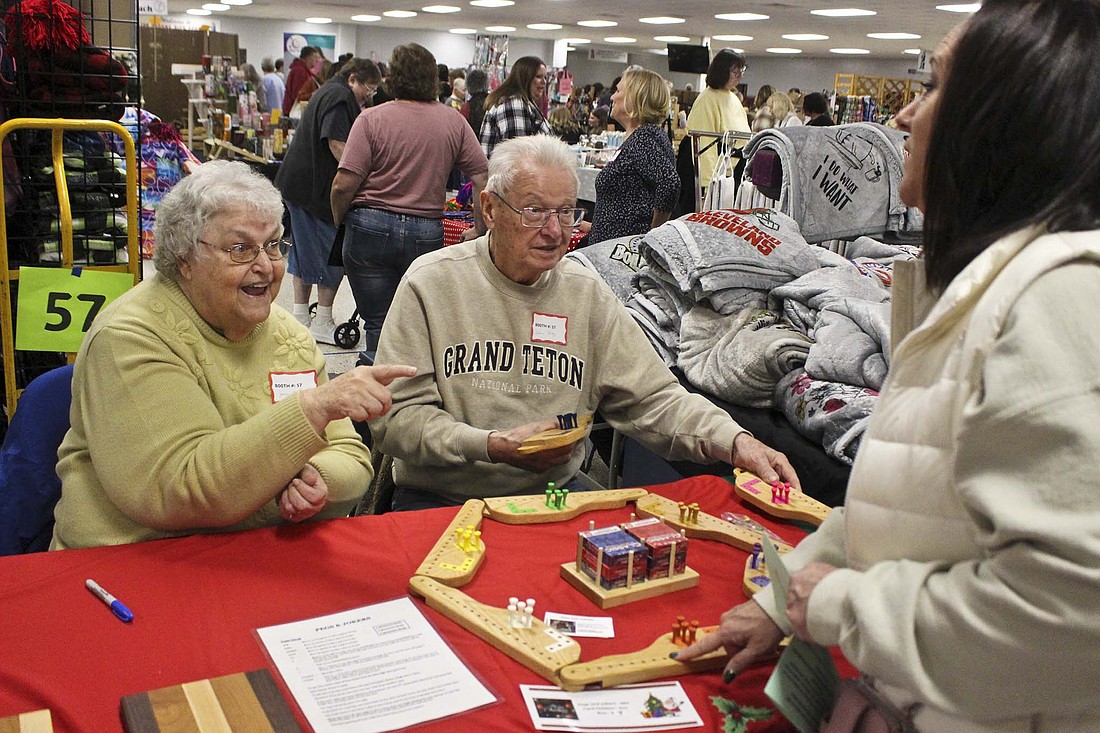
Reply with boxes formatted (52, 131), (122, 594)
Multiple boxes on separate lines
(86, 579), (134, 623)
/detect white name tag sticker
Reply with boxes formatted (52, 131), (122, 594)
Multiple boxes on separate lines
(531, 312), (568, 345)
(270, 370), (318, 403)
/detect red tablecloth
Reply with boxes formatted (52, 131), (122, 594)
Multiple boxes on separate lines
(442, 216), (586, 250)
(0, 476), (851, 732)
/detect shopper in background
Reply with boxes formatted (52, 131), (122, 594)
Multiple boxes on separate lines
(479, 55), (551, 160)
(331, 43), (489, 361)
(548, 105), (583, 144)
(239, 63), (266, 113)
(260, 57), (284, 114)
(50, 161), (415, 550)
(370, 134), (799, 511)
(446, 76), (466, 111)
(585, 68), (678, 244)
(275, 59), (380, 345)
(461, 68), (489, 134)
(802, 92), (835, 126)
(274, 58), (285, 81)
(587, 105), (610, 133)
(676, 2), (1100, 729)
(282, 46), (321, 117)
(686, 48), (750, 195)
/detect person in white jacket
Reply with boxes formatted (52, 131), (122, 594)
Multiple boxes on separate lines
(675, 1), (1100, 730)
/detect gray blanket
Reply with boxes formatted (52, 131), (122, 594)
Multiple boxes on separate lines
(775, 368), (877, 464)
(566, 235), (645, 303)
(806, 299), (892, 390)
(741, 123), (923, 244)
(639, 209), (822, 315)
(678, 306), (811, 408)
(767, 263), (890, 336)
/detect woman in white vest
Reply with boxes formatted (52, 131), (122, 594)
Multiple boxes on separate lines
(675, 1), (1100, 730)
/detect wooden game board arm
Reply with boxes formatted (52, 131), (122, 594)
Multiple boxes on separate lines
(482, 488), (649, 525)
(732, 469), (831, 526)
(408, 575), (582, 686)
(557, 628), (728, 691)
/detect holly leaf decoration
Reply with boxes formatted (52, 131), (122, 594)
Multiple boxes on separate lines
(711, 696), (774, 733)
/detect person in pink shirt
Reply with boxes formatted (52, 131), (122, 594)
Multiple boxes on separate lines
(331, 43), (489, 360)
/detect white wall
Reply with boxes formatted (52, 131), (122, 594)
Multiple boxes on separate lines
(183, 16), (553, 71)
(562, 49), (918, 98)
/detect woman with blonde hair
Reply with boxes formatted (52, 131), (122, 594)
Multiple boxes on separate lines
(585, 68), (679, 244)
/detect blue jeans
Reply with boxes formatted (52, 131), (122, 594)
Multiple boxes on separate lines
(341, 207), (443, 351)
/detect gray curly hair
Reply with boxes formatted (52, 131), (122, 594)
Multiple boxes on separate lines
(152, 161), (284, 281)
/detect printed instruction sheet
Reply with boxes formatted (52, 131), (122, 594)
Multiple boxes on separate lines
(521, 681), (702, 731)
(256, 597), (496, 732)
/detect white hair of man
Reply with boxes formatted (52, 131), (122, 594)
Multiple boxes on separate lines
(152, 160), (284, 281)
(485, 134), (579, 197)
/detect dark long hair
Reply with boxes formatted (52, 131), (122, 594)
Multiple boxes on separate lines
(387, 43), (439, 102)
(705, 48), (745, 91)
(922, 0), (1100, 291)
(486, 56), (544, 109)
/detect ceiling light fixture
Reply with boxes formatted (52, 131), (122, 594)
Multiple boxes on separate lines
(577, 19), (617, 27)
(202, 3), (229, 9)
(867, 32), (921, 39)
(766, 47), (802, 54)
(527, 22), (562, 30)
(903, 48), (922, 54)
(811, 8), (876, 17)
(186, 8), (211, 15)
(449, 27), (477, 33)
(220, 0), (251, 5)
(469, 0), (513, 6)
(830, 47), (871, 54)
(351, 13), (380, 20)
(936, 3), (981, 11)
(783, 33), (828, 40)
(484, 25), (515, 31)
(383, 9), (417, 17)
(604, 36), (636, 43)
(304, 16), (331, 23)
(639, 16), (684, 24)
(423, 5), (461, 12)
(653, 35), (690, 42)
(715, 12), (769, 21)
(712, 34), (752, 41)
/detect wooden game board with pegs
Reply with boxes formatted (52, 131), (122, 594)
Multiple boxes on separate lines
(732, 469), (831, 526)
(742, 553), (772, 596)
(409, 575), (581, 685)
(413, 499), (487, 587)
(556, 626), (728, 691)
(516, 414), (593, 454)
(483, 488), (648, 525)
(634, 493), (792, 552)
(559, 562), (700, 610)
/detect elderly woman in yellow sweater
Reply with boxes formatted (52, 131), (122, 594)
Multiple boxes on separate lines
(51, 161), (414, 550)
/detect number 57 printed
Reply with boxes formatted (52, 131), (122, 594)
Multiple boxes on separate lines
(16, 267), (134, 352)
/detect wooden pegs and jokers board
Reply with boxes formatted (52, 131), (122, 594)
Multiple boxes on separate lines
(732, 468), (831, 526)
(413, 499), (488, 587)
(409, 487), (802, 696)
(634, 493), (793, 553)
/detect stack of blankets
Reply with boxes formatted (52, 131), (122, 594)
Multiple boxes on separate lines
(567, 209), (919, 465)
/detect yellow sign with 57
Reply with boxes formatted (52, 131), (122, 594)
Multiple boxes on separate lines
(16, 267), (134, 352)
